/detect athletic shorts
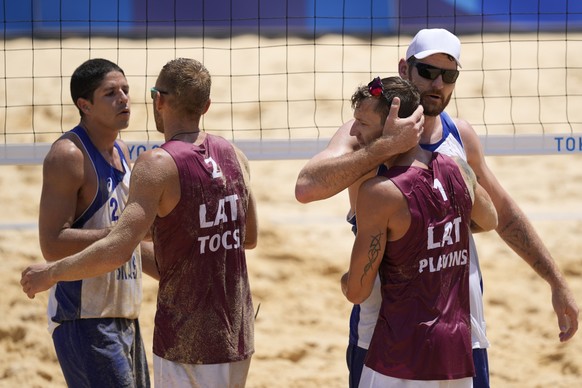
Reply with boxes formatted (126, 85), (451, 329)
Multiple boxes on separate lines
(153, 354), (252, 387)
(347, 343), (368, 388)
(347, 345), (489, 388)
(52, 318), (150, 388)
(472, 348), (490, 388)
(359, 366), (473, 388)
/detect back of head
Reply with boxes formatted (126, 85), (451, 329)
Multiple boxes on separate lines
(157, 58), (211, 116)
(406, 28), (462, 67)
(351, 76), (420, 123)
(70, 58), (124, 108)
(380, 77), (421, 118)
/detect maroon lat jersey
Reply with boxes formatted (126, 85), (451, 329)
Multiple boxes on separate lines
(152, 134), (254, 365)
(365, 152), (475, 380)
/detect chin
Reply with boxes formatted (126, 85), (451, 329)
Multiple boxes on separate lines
(421, 104), (444, 117)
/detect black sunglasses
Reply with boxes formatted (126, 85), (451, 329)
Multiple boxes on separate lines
(150, 87), (169, 100)
(412, 62), (459, 84)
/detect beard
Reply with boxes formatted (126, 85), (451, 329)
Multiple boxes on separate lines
(420, 90), (452, 117)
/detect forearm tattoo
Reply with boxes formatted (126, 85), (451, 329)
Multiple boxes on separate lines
(361, 232), (383, 285)
(500, 215), (550, 276)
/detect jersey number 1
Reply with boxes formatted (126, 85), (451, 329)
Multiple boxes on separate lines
(433, 178), (448, 201)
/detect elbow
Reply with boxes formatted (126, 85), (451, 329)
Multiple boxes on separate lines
(490, 214), (498, 231)
(295, 182), (325, 204)
(345, 292), (366, 305)
(471, 214), (497, 233)
(344, 287), (369, 305)
(295, 173), (324, 204)
(483, 210), (499, 232)
(294, 183), (313, 204)
(243, 226), (258, 250)
(41, 251), (60, 262)
(39, 241), (62, 262)
(342, 272), (371, 304)
(244, 239), (257, 250)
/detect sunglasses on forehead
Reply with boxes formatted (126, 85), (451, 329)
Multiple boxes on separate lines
(412, 62), (459, 84)
(367, 76), (390, 102)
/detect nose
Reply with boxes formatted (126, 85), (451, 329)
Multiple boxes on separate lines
(431, 75), (445, 89)
(349, 122), (360, 137)
(119, 90), (129, 103)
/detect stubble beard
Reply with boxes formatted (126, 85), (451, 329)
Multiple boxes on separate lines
(420, 91), (452, 117)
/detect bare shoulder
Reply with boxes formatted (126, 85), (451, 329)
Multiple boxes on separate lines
(43, 134), (87, 181)
(232, 143), (250, 171)
(451, 117), (483, 155)
(131, 147), (176, 184)
(359, 175), (402, 209)
(230, 143), (253, 186)
(45, 134), (84, 164)
(451, 155), (475, 181)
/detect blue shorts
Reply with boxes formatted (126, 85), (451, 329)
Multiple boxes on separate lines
(472, 348), (490, 388)
(347, 344), (490, 388)
(346, 343), (368, 388)
(52, 318), (150, 388)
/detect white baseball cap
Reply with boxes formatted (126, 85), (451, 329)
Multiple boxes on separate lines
(406, 28), (462, 68)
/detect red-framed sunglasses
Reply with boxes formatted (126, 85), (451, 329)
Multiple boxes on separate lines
(367, 76), (389, 101)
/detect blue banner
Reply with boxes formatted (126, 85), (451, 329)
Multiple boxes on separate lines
(2, 0), (582, 37)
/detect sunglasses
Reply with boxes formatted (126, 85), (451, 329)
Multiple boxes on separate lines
(150, 87), (169, 100)
(367, 76), (390, 102)
(412, 62), (459, 84)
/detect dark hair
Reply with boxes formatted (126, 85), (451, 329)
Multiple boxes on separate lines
(350, 76), (420, 124)
(70, 58), (125, 114)
(156, 58), (211, 116)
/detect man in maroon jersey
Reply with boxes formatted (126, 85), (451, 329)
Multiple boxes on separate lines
(342, 76), (497, 387)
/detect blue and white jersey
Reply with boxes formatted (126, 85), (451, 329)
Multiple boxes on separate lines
(349, 111), (489, 350)
(47, 126), (142, 334)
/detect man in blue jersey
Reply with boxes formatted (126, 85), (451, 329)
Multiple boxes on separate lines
(342, 76), (497, 388)
(34, 58), (158, 387)
(22, 58), (258, 387)
(295, 28), (579, 388)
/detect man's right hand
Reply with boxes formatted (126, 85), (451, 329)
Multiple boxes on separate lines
(372, 96), (424, 158)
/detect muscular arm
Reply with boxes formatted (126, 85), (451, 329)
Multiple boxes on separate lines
(295, 98), (424, 203)
(22, 149), (170, 297)
(458, 119), (579, 341)
(39, 138), (111, 261)
(344, 178), (396, 304)
(453, 156), (497, 232)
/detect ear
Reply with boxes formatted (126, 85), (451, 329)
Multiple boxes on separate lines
(77, 98), (91, 114)
(398, 58), (408, 78)
(202, 98), (211, 115)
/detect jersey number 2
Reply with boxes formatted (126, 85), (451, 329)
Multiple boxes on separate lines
(205, 157), (224, 178)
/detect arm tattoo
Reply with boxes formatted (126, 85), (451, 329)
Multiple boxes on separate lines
(456, 157), (477, 187)
(360, 231), (383, 285)
(499, 214), (549, 276)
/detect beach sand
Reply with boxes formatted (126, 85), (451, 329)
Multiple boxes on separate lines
(1, 153), (581, 387)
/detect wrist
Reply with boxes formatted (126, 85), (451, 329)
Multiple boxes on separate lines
(366, 136), (398, 163)
(549, 274), (567, 291)
(47, 261), (61, 284)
